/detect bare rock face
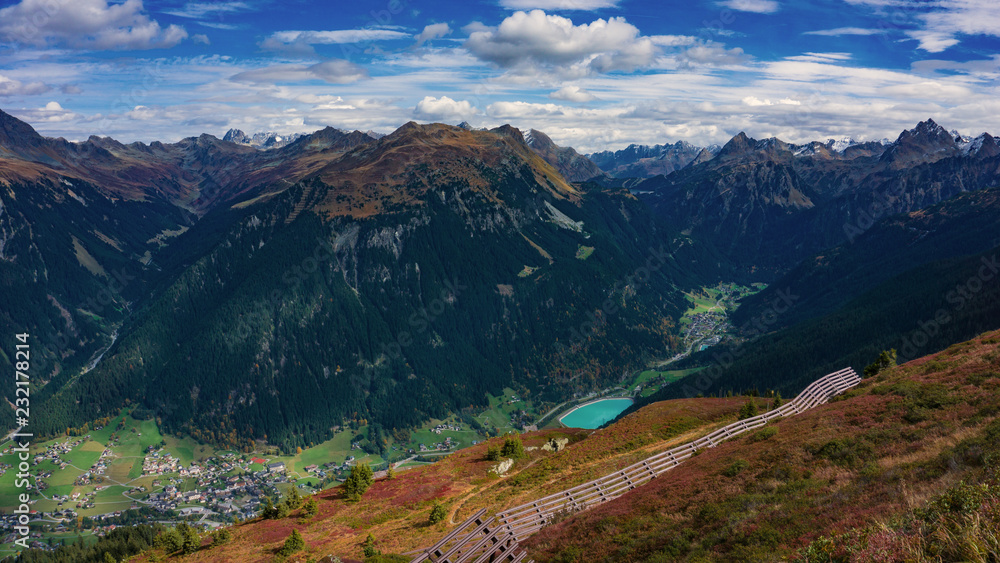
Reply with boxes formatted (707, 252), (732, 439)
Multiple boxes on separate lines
(490, 458), (515, 475)
(589, 141), (716, 178)
(525, 129), (606, 182)
(541, 437), (570, 452)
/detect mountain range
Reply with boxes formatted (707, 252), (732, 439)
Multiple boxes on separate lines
(2, 108), (999, 454)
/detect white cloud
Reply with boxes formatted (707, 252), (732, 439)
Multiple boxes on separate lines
(260, 28), (411, 56)
(718, 0), (780, 14)
(11, 101), (78, 123)
(230, 60), (369, 85)
(197, 22), (240, 30)
(413, 96), (478, 121)
(192, 34), (210, 45)
(462, 22), (493, 34)
(742, 96), (801, 106)
(126, 105), (158, 120)
(550, 85), (598, 102)
(163, 2), (251, 19)
(786, 52), (853, 63)
(266, 29), (411, 45)
(803, 27), (882, 36)
(0, 74), (51, 96)
(920, 0), (1000, 39)
(845, 0), (1000, 52)
(499, 0), (620, 9)
(906, 30), (960, 53)
(464, 10), (660, 76)
(0, 0), (188, 50)
(414, 23), (451, 47)
(487, 100), (568, 118)
(679, 44), (748, 66)
(650, 35), (698, 47)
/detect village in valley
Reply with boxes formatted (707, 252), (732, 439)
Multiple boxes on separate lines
(0, 400), (522, 553)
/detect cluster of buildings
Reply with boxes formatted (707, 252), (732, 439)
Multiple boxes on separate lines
(142, 451), (181, 475)
(26, 437), (87, 471)
(144, 461), (289, 520)
(418, 435), (456, 452)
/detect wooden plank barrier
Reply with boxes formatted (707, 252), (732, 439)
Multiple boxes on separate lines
(411, 368), (861, 562)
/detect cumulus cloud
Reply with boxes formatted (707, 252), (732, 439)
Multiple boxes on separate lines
(0, 74), (51, 96)
(192, 34), (210, 45)
(12, 101), (78, 123)
(126, 105), (158, 120)
(414, 23), (451, 47)
(464, 10), (660, 76)
(549, 85), (598, 102)
(230, 60), (369, 85)
(0, 0), (188, 50)
(499, 0), (620, 9)
(413, 96), (478, 121)
(718, 0), (780, 13)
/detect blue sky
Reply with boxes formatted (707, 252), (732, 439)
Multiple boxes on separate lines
(0, 0), (998, 152)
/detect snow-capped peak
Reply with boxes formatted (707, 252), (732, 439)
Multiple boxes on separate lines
(960, 132), (989, 155)
(826, 137), (858, 152)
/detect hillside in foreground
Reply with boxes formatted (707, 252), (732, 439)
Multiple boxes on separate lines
(526, 330), (1000, 562)
(98, 329), (1000, 563)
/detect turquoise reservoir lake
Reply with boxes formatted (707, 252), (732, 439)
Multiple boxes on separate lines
(559, 398), (634, 429)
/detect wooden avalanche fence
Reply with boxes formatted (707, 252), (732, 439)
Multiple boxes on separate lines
(410, 367), (861, 563)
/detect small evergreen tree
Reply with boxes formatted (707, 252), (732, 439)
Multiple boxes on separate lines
(211, 528), (231, 546)
(738, 399), (759, 420)
(864, 349), (897, 378)
(772, 391), (783, 410)
(485, 445), (502, 462)
(261, 497), (277, 519)
(286, 486), (302, 509)
(301, 497), (319, 518)
(386, 465), (396, 480)
(362, 533), (379, 558)
(428, 504), (447, 524)
(155, 529), (183, 553)
(278, 529), (305, 556)
(500, 434), (525, 459)
(181, 526), (201, 555)
(344, 462), (374, 501)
